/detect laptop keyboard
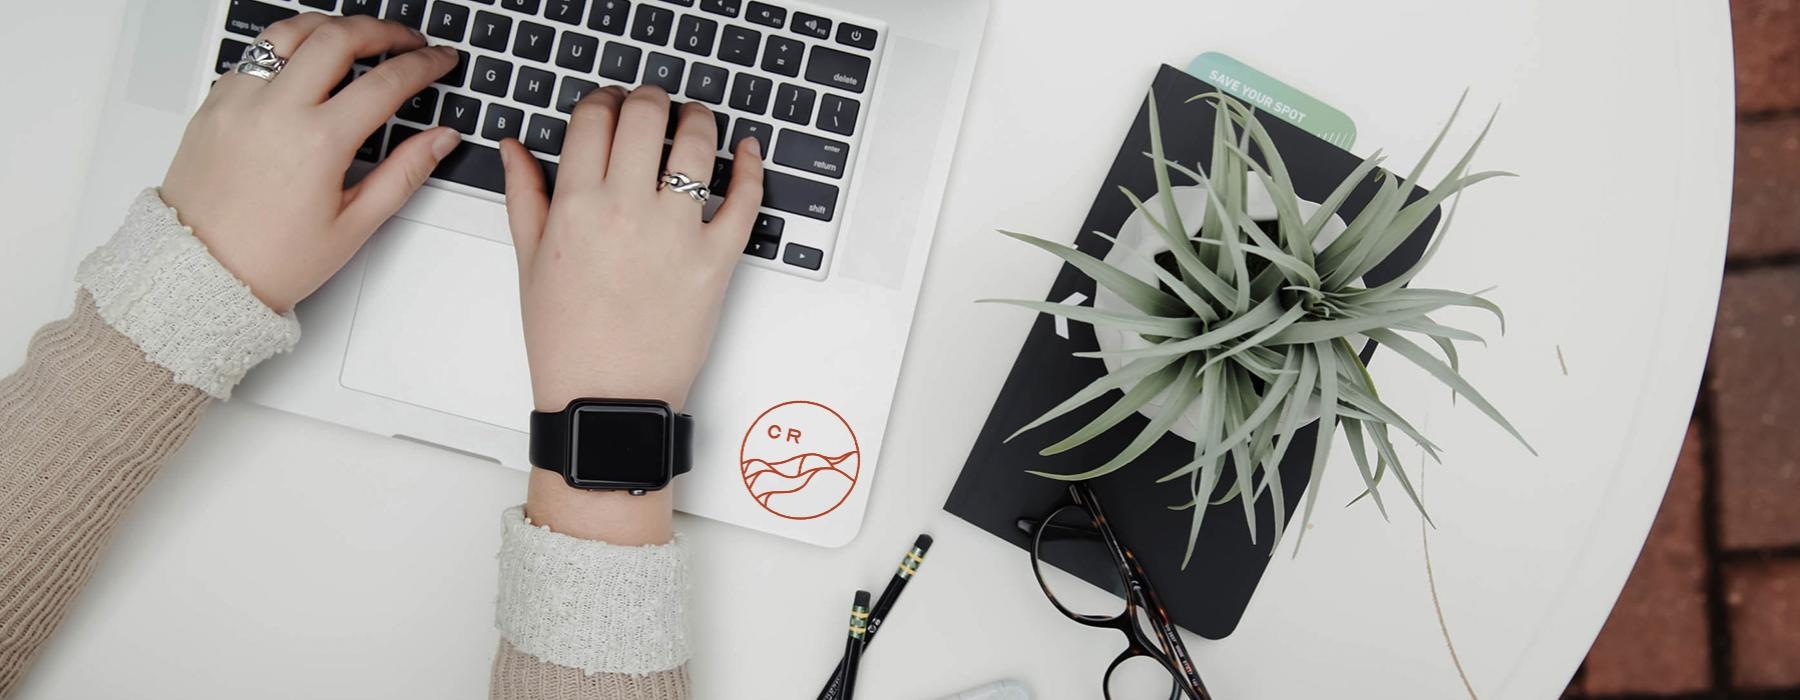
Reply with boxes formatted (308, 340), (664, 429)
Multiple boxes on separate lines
(213, 0), (885, 278)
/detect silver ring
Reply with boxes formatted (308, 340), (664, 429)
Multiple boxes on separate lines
(657, 171), (710, 204)
(232, 39), (288, 81)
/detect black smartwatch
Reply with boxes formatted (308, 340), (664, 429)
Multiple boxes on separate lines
(529, 398), (693, 494)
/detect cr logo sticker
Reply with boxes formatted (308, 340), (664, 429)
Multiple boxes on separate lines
(739, 400), (860, 520)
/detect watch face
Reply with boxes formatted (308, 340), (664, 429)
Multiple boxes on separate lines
(570, 403), (672, 488)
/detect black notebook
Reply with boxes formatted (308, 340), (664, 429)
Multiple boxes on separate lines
(944, 64), (1440, 639)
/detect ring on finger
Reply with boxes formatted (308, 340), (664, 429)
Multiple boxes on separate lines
(657, 171), (710, 205)
(232, 39), (289, 81)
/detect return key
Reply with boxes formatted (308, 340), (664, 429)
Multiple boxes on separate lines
(774, 130), (850, 179)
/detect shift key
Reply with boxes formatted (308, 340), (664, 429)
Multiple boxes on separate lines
(773, 130), (849, 179)
(761, 170), (838, 221)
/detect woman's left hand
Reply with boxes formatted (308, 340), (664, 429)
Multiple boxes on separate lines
(160, 13), (462, 312)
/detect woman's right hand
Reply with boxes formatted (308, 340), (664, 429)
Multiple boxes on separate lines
(498, 86), (763, 544)
(499, 86), (763, 417)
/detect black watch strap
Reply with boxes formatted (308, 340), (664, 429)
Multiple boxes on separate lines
(529, 408), (693, 478)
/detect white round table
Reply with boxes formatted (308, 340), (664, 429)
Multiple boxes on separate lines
(0, 0), (1732, 697)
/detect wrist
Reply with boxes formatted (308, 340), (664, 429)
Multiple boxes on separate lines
(532, 377), (690, 413)
(524, 470), (674, 545)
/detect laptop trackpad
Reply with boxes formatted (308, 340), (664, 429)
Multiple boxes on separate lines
(339, 221), (533, 433)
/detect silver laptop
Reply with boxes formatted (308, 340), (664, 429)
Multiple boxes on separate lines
(76, 0), (988, 547)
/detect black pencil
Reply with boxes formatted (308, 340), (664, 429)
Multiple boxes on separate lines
(842, 590), (872, 700)
(818, 534), (934, 700)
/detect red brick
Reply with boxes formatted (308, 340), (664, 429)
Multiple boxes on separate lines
(1725, 559), (1800, 688)
(1709, 268), (1800, 549)
(1581, 423), (1712, 695)
(1729, 117), (1800, 260)
(1733, 0), (1800, 114)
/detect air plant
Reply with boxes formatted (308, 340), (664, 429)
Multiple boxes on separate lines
(987, 91), (1533, 566)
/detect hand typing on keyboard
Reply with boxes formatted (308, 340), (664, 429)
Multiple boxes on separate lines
(503, 85), (763, 418)
(501, 85), (763, 544)
(165, 13), (463, 312)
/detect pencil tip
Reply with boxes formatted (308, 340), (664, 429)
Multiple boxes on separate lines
(914, 534), (934, 551)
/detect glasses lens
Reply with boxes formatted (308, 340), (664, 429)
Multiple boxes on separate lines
(1106, 653), (1181, 700)
(1032, 505), (1130, 619)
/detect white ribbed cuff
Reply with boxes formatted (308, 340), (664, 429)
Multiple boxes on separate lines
(75, 188), (300, 399)
(495, 506), (691, 676)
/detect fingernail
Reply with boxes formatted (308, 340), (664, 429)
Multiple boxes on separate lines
(498, 141), (512, 168)
(745, 138), (762, 158)
(431, 128), (461, 160)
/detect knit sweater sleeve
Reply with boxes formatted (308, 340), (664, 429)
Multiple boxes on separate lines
(0, 190), (692, 699)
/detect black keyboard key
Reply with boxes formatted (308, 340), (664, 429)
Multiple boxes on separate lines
(440, 92), (483, 133)
(728, 74), (771, 114)
(427, 1), (470, 41)
(301, 0), (337, 10)
(655, 0), (693, 5)
(471, 55), (513, 96)
(709, 156), (733, 191)
(471, 11), (511, 51)
(357, 127), (383, 162)
(643, 52), (685, 93)
(544, 0), (584, 24)
(763, 170), (836, 220)
(673, 15), (716, 56)
(713, 111), (728, 149)
(514, 65), (556, 107)
(631, 5), (675, 45)
(435, 136), (509, 193)
(556, 76), (601, 113)
(771, 83), (814, 125)
(729, 118), (771, 156)
(513, 21), (555, 61)
(589, 0), (629, 34)
(500, 0), (540, 14)
(783, 243), (822, 270)
(817, 93), (858, 135)
(773, 129), (847, 178)
(598, 42), (641, 81)
(684, 62), (727, 104)
(717, 25), (759, 66)
(397, 86), (440, 123)
(554, 32), (598, 71)
(836, 22), (876, 50)
(342, 0), (380, 16)
(385, 0), (427, 29)
(700, 0), (739, 16)
(525, 114), (567, 155)
(537, 157), (559, 195)
(224, 0), (296, 37)
(436, 49), (472, 87)
(745, 237), (778, 259)
(790, 11), (829, 39)
(752, 212), (784, 239)
(761, 35), (802, 77)
(215, 38), (250, 74)
(483, 103), (525, 141)
(744, 1), (783, 28)
(805, 45), (869, 94)
(386, 124), (419, 159)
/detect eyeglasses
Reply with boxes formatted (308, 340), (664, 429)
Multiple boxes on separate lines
(1018, 483), (1211, 700)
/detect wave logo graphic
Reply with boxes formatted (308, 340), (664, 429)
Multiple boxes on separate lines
(739, 401), (860, 520)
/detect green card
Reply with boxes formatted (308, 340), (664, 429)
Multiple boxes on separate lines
(1185, 52), (1357, 149)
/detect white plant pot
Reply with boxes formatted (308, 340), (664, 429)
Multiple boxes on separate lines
(1090, 181), (1346, 442)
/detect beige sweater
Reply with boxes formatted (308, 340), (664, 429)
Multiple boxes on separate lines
(0, 191), (689, 699)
